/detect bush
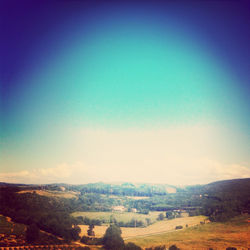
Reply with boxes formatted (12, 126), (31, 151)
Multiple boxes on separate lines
(157, 213), (165, 221)
(169, 245), (180, 250)
(154, 246), (166, 250)
(87, 224), (95, 236)
(125, 242), (142, 250)
(71, 225), (81, 241)
(117, 219), (145, 228)
(80, 236), (89, 244)
(82, 217), (102, 225)
(145, 246), (166, 250)
(138, 209), (149, 215)
(80, 236), (103, 245)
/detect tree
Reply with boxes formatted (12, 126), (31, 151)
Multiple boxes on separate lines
(166, 211), (173, 219)
(87, 224), (95, 236)
(157, 213), (164, 221)
(146, 218), (151, 226)
(169, 245), (180, 250)
(26, 223), (40, 243)
(81, 236), (89, 244)
(70, 225), (81, 241)
(103, 224), (124, 250)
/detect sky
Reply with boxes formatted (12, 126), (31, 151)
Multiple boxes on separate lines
(1, 1), (250, 185)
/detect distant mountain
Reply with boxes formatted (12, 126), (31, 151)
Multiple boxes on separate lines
(204, 178), (250, 193)
(1, 178), (250, 197)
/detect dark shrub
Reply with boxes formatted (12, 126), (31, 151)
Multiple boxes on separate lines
(125, 242), (142, 250)
(169, 245), (180, 250)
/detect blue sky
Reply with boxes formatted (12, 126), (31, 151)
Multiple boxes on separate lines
(1, 1), (250, 185)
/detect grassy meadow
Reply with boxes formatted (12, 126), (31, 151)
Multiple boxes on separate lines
(79, 215), (206, 238)
(125, 215), (250, 249)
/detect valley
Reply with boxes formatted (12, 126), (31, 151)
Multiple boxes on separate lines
(0, 178), (249, 249)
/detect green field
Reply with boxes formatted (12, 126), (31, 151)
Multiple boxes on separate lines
(125, 215), (250, 249)
(72, 211), (164, 225)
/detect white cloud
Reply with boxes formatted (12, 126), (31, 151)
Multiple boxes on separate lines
(0, 160), (249, 185)
(1, 125), (249, 185)
(0, 162), (96, 184)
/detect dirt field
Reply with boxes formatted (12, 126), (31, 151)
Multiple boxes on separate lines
(79, 215), (206, 239)
(125, 215), (250, 250)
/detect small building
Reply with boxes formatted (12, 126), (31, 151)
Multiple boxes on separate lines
(131, 208), (137, 213)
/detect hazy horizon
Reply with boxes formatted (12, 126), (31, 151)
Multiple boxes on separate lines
(1, 2), (250, 186)
(1, 177), (250, 187)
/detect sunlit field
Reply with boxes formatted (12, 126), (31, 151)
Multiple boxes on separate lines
(1, 1), (250, 249)
(18, 190), (78, 199)
(125, 215), (250, 249)
(79, 215), (206, 239)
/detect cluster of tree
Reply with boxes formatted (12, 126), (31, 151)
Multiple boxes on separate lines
(80, 224), (142, 249)
(0, 187), (81, 242)
(116, 219), (145, 228)
(71, 182), (177, 197)
(199, 180), (250, 222)
(76, 215), (148, 228)
(75, 216), (102, 226)
(127, 179), (250, 222)
(156, 211), (188, 221)
(76, 193), (114, 211)
(80, 236), (103, 245)
(202, 200), (244, 222)
(166, 211), (175, 219)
